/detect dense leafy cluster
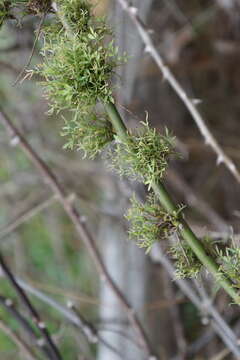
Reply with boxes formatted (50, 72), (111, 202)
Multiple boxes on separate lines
(61, 112), (114, 159)
(34, 0), (123, 157)
(126, 193), (183, 253)
(110, 122), (176, 189)
(56, 0), (91, 34)
(217, 245), (240, 288)
(38, 27), (118, 113)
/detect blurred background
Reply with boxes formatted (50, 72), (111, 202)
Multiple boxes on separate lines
(1, 0), (240, 359)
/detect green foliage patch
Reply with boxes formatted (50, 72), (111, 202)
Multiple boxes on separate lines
(126, 193), (184, 253)
(109, 121), (176, 189)
(62, 112), (114, 158)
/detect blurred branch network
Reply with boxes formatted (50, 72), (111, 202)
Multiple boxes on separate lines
(0, 1), (240, 359)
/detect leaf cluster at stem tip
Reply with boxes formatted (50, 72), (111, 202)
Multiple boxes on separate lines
(32, 0), (126, 157)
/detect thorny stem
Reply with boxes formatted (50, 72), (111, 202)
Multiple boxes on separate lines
(115, 0), (240, 185)
(105, 102), (240, 305)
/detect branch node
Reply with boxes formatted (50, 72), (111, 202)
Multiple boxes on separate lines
(144, 45), (151, 54)
(38, 321), (46, 329)
(79, 215), (87, 223)
(5, 298), (13, 307)
(37, 338), (45, 347)
(10, 135), (20, 147)
(201, 316), (210, 325)
(192, 98), (202, 105)
(66, 300), (74, 309)
(129, 6), (138, 15)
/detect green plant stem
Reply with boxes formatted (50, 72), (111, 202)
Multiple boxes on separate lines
(105, 102), (128, 139)
(105, 102), (240, 305)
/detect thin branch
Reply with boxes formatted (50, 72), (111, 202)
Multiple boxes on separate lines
(0, 295), (52, 359)
(13, 13), (46, 86)
(16, 278), (137, 360)
(0, 108), (156, 360)
(115, 0), (240, 184)
(149, 244), (240, 358)
(0, 254), (62, 360)
(192, 278), (237, 345)
(67, 302), (132, 360)
(166, 169), (228, 232)
(163, 274), (187, 356)
(0, 195), (57, 240)
(0, 317), (38, 360)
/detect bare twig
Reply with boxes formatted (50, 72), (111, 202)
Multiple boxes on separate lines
(15, 278), (136, 360)
(150, 244), (240, 358)
(0, 254), (62, 360)
(0, 295), (52, 359)
(115, 0), (240, 184)
(0, 317), (38, 360)
(166, 169), (228, 232)
(0, 108), (157, 360)
(13, 14), (46, 86)
(163, 275), (187, 356)
(0, 195), (57, 240)
(67, 302), (131, 360)
(192, 278), (237, 346)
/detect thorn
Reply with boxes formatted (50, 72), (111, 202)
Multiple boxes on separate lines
(201, 316), (209, 325)
(37, 338), (45, 347)
(67, 300), (74, 309)
(192, 98), (202, 105)
(229, 162), (236, 172)
(217, 155), (224, 165)
(147, 29), (154, 35)
(38, 321), (46, 329)
(79, 215), (87, 223)
(144, 45), (151, 54)
(129, 6), (138, 16)
(5, 299), (13, 307)
(181, 92), (187, 100)
(10, 136), (20, 147)
(52, 2), (57, 12)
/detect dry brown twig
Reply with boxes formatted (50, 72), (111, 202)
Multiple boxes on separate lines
(0, 318), (37, 360)
(150, 245), (240, 358)
(0, 253), (62, 360)
(115, 0), (240, 184)
(0, 108), (157, 360)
